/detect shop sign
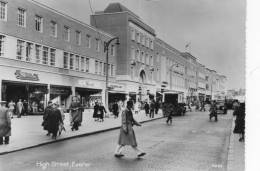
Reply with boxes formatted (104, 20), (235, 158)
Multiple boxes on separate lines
(15, 70), (39, 81)
(78, 80), (101, 88)
(108, 84), (124, 90)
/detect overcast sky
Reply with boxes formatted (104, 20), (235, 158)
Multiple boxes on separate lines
(34, 0), (246, 90)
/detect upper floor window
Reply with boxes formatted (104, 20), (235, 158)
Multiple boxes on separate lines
(50, 49), (56, 66)
(75, 55), (80, 71)
(80, 57), (85, 72)
(131, 47), (135, 60)
(86, 34), (91, 48)
(145, 54), (149, 65)
(50, 21), (57, 37)
(63, 52), (69, 69)
(99, 61), (102, 75)
(0, 35), (5, 56)
(150, 56), (153, 66)
(85, 58), (89, 72)
(69, 54), (74, 70)
(95, 38), (100, 52)
(130, 27), (135, 40)
(136, 31), (140, 43)
(42, 46), (48, 65)
(16, 40), (24, 60)
(111, 65), (114, 76)
(35, 44), (41, 63)
(111, 45), (115, 56)
(17, 8), (26, 27)
(141, 51), (144, 63)
(25, 42), (33, 62)
(150, 40), (154, 49)
(95, 60), (98, 74)
(135, 49), (140, 61)
(0, 2), (7, 21)
(35, 15), (43, 32)
(63, 26), (70, 41)
(76, 31), (81, 45)
(140, 33), (144, 45)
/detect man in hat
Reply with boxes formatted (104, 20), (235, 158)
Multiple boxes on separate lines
(0, 101), (11, 144)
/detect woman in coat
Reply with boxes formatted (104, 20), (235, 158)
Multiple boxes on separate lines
(114, 100), (146, 158)
(93, 102), (99, 121)
(98, 102), (107, 122)
(233, 102), (245, 142)
(70, 97), (82, 131)
(0, 101), (11, 145)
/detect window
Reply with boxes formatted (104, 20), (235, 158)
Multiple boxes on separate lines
(35, 44), (41, 63)
(81, 57), (85, 72)
(70, 54), (74, 69)
(76, 31), (81, 45)
(25, 42), (33, 62)
(140, 33), (144, 45)
(150, 40), (154, 49)
(150, 56), (153, 66)
(17, 8), (26, 27)
(0, 35), (5, 56)
(131, 47), (135, 60)
(141, 52), (144, 63)
(136, 49), (140, 61)
(136, 31), (140, 43)
(75, 55), (80, 71)
(95, 39), (100, 52)
(146, 37), (149, 47)
(111, 65), (114, 76)
(50, 21), (57, 37)
(145, 54), (149, 65)
(86, 34), (91, 48)
(0, 2), (7, 21)
(42, 46), (48, 65)
(63, 26), (70, 41)
(50, 49), (55, 66)
(95, 60), (98, 74)
(156, 53), (160, 63)
(130, 27), (135, 40)
(35, 15), (43, 32)
(86, 58), (89, 72)
(63, 52), (68, 69)
(17, 40), (24, 60)
(111, 45), (115, 56)
(99, 62), (102, 75)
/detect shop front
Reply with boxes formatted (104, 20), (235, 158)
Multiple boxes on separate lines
(50, 85), (72, 107)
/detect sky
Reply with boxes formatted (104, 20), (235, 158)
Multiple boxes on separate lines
(34, 0), (246, 90)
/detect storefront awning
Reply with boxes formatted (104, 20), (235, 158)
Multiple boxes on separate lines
(108, 90), (128, 94)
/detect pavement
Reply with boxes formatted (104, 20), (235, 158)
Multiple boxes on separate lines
(0, 109), (164, 155)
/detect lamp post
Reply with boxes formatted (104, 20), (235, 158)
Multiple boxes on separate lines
(104, 37), (120, 109)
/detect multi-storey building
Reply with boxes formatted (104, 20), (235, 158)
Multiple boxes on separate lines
(0, 0), (120, 112)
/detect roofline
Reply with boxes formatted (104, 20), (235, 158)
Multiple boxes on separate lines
(29, 0), (114, 38)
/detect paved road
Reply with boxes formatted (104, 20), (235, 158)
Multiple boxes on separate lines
(0, 111), (233, 171)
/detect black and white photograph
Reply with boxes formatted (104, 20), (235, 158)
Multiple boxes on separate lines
(0, 0), (254, 170)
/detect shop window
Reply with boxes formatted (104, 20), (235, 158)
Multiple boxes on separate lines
(50, 48), (56, 66)
(0, 35), (5, 56)
(86, 34), (91, 48)
(50, 21), (57, 37)
(42, 46), (48, 65)
(70, 54), (74, 70)
(0, 1), (7, 21)
(26, 42), (33, 62)
(16, 40), (24, 60)
(85, 58), (89, 72)
(75, 55), (80, 71)
(63, 52), (68, 69)
(35, 15), (43, 32)
(76, 30), (81, 45)
(17, 8), (26, 27)
(35, 44), (41, 63)
(63, 26), (70, 41)
(95, 60), (98, 74)
(81, 57), (85, 72)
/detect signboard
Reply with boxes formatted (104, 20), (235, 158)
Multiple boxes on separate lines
(15, 70), (39, 81)
(78, 80), (102, 89)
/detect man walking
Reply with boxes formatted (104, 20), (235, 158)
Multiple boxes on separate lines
(209, 100), (218, 122)
(149, 100), (155, 118)
(0, 101), (11, 145)
(16, 99), (23, 118)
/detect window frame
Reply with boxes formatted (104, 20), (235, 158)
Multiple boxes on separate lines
(17, 8), (26, 27)
(35, 15), (43, 32)
(0, 35), (5, 56)
(0, 1), (7, 21)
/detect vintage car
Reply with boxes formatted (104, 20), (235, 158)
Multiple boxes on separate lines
(215, 100), (227, 114)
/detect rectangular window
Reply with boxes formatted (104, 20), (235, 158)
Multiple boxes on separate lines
(136, 49), (140, 61)
(130, 27), (135, 40)
(69, 54), (74, 69)
(95, 60), (98, 74)
(103, 63), (106, 75)
(50, 21), (57, 37)
(86, 58), (89, 72)
(25, 42), (33, 62)
(0, 35), (5, 56)
(81, 57), (85, 72)
(99, 62), (102, 75)
(17, 8), (26, 27)
(63, 26), (70, 41)
(35, 15), (43, 32)
(16, 40), (24, 60)
(63, 52), (68, 69)
(0, 2), (7, 20)
(111, 45), (115, 56)
(75, 55), (80, 71)
(76, 31), (81, 45)
(150, 40), (154, 49)
(140, 33), (144, 45)
(136, 31), (140, 43)
(145, 54), (149, 65)
(35, 44), (41, 63)
(50, 49), (55, 66)
(131, 47), (135, 60)
(86, 34), (91, 48)
(95, 39), (100, 52)
(108, 64), (111, 76)
(111, 65), (114, 76)
(42, 46), (48, 65)
(150, 56), (153, 66)
(141, 52), (144, 63)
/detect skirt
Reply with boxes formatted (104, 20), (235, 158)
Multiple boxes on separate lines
(118, 125), (137, 147)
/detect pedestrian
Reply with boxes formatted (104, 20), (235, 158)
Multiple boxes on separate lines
(209, 100), (218, 122)
(134, 102), (139, 115)
(47, 103), (63, 139)
(114, 100), (146, 158)
(8, 100), (15, 119)
(112, 101), (119, 118)
(98, 102), (107, 122)
(233, 102), (245, 142)
(154, 100), (159, 114)
(70, 96), (81, 131)
(0, 101), (11, 145)
(144, 101), (149, 116)
(149, 100), (155, 118)
(42, 101), (53, 136)
(200, 101), (205, 112)
(93, 101), (99, 121)
(166, 103), (174, 125)
(16, 99), (23, 118)
(56, 103), (66, 136)
(22, 100), (28, 115)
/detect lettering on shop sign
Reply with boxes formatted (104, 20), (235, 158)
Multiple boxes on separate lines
(108, 84), (123, 89)
(15, 70), (39, 81)
(78, 80), (99, 88)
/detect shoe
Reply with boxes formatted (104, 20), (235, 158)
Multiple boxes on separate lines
(137, 152), (146, 157)
(114, 154), (124, 158)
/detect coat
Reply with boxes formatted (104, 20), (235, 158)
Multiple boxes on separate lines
(93, 104), (99, 118)
(118, 108), (140, 147)
(70, 102), (82, 123)
(43, 106), (62, 134)
(98, 105), (107, 119)
(0, 106), (11, 137)
(233, 104), (245, 134)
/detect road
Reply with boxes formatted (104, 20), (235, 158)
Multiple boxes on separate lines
(0, 111), (233, 171)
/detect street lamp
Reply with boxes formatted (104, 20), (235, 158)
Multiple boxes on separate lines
(104, 37), (120, 109)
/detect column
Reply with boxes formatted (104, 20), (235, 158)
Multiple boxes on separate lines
(46, 84), (50, 102)
(0, 80), (2, 101)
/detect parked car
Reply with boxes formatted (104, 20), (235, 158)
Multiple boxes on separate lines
(215, 100), (227, 114)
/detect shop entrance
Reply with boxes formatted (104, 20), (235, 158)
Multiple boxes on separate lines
(75, 87), (102, 108)
(50, 85), (72, 108)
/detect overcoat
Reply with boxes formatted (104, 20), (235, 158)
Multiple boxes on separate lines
(93, 104), (99, 118)
(0, 106), (11, 137)
(118, 108), (140, 147)
(44, 107), (62, 134)
(70, 102), (81, 123)
(233, 104), (245, 134)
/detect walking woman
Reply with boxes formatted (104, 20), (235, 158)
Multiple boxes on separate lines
(93, 102), (99, 121)
(98, 102), (107, 122)
(114, 100), (146, 158)
(233, 102), (245, 142)
(70, 96), (81, 131)
(0, 101), (11, 145)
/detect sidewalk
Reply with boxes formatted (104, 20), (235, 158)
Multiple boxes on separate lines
(227, 117), (245, 171)
(0, 109), (164, 155)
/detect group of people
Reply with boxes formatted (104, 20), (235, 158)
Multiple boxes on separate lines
(6, 99), (28, 118)
(144, 99), (160, 118)
(93, 102), (107, 122)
